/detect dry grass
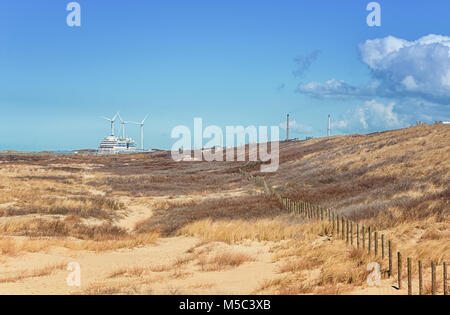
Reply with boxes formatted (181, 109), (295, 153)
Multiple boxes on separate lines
(197, 251), (255, 271)
(268, 124), (450, 228)
(0, 196), (123, 219)
(135, 195), (282, 236)
(179, 217), (304, 243)
(0, 218), (127, 239)
(0, 124), (448, 294)
(108, 266), (148, 278)
(0, 231), (159, 256)
(0, 262), (67, 283)
(0, 238), (50, 256)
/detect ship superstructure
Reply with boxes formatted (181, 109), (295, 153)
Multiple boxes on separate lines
(98, 135), (137, 154)
(98, 113), (139, 154)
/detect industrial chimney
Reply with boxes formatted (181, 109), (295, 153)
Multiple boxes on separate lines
(327, 115), (331, 137)
(286, 114), (290, 141)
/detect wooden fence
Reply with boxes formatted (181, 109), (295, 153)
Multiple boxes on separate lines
(239, 169), (448, 295)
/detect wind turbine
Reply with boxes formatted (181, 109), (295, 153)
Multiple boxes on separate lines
(117, 112), (128, 139)
(102, 114), (117, 136)
(130, 114), (149, 151)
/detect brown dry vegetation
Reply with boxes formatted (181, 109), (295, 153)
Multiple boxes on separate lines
(0, 124), (448, 294)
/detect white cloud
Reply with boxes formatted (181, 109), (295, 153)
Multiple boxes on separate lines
(279, 120), (313, 133)
(298, 79), (374, 99)
(442, 69), (450, 87)
(332, 100), (404, 132)
(401, 76), (418, 90)
(298, 34), (450, 106)
(359, 34), (450, 103)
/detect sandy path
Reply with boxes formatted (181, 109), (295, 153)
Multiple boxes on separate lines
(116, 203), (152, 231)
(0, 237), (280, 295)
(0, 237), (197, 295)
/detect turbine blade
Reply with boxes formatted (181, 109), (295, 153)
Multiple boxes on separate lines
(141, 114), (149, 124)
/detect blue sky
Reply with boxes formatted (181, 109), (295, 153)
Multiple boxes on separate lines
(1, 0), (449, 151)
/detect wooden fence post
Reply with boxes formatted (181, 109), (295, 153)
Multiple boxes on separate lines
(408, 258), (412, 295)
(362, 226), (365, 249)
(336, 215), (340, 235)
(368, 227), (372, 254)
(375, 232), (378, 257)
(418, 260), (423, 295)
(356, 224), (360, 249)
(381, 234), (385, 260)
(444, 262), (447, 296)
(346, 219), (349, 244)
(332, 212), (335, 234)
(432, 262), (436, 295)
(388, 240), (392, 278)
(398, 252), (402, 290)
(350, 222), (353, 246)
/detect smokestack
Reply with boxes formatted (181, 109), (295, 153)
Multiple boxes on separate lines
(286, 114), (290, 141)
(328, 115), (331, 137)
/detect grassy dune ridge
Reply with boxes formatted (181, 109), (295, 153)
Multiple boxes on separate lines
(0, 124), (448, 294)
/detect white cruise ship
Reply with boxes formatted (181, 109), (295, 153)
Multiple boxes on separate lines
(98, 136), (137, 154)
